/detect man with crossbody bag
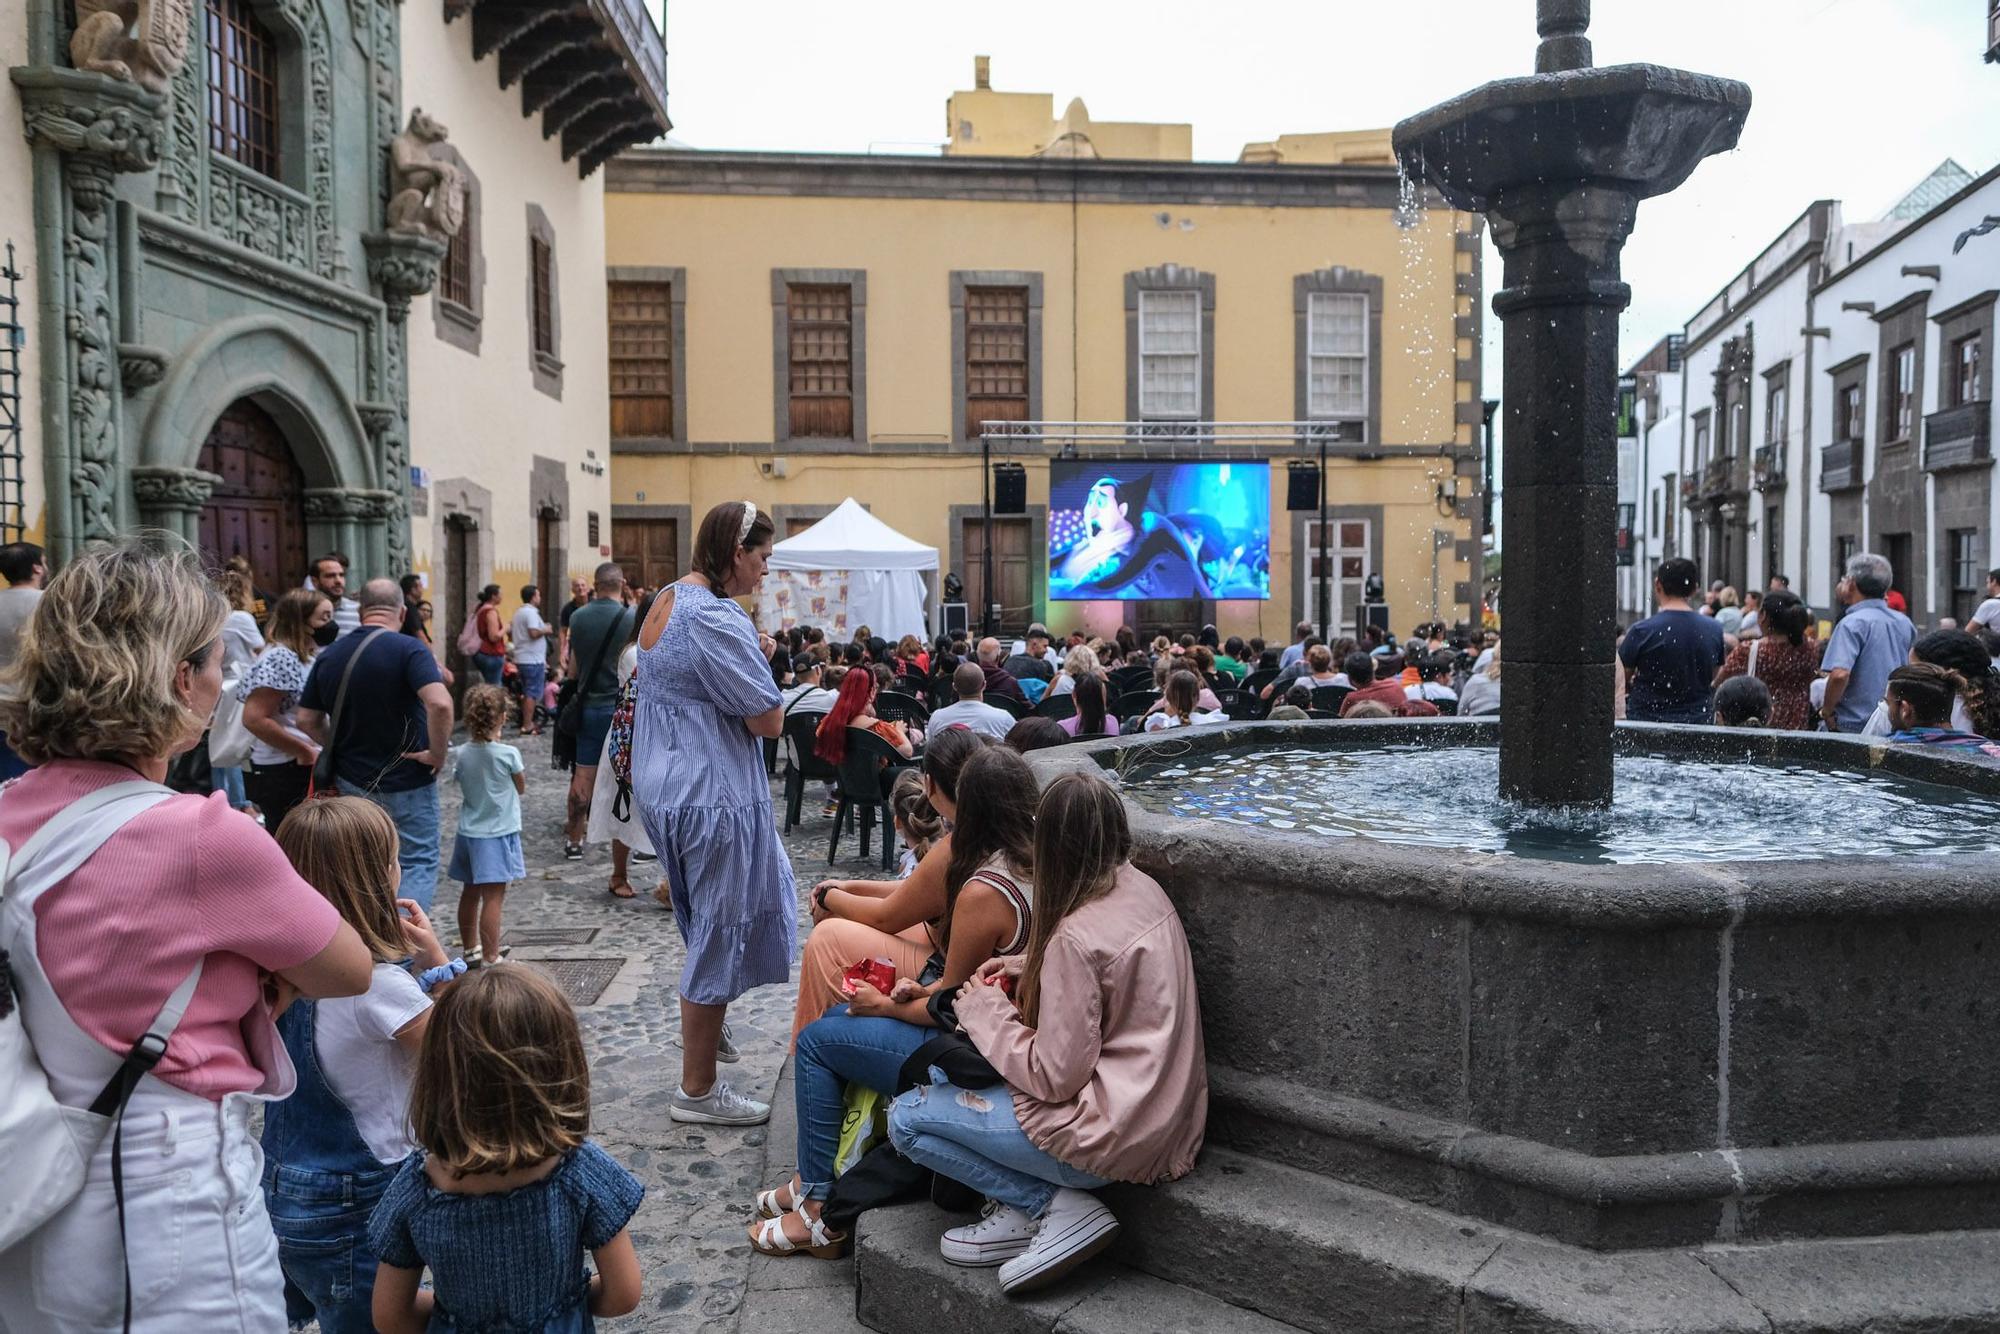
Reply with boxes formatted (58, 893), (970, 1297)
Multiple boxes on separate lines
(556, 563), (631, 860)
(297, 580), (453, 913)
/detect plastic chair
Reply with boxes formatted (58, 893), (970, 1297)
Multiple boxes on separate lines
(875, 691), (930, 727)
(1239, 669), (1279, 701)
(828, 729), (911, 869)
(1033, 692), (1077, 721)
(989, 693), (1032, 720)
(1214, 687), (1252, 721)
(1311, 684), (1354, 714)
(1117, 689), (1162, 718)
(781, 712), (840, 833)
(1110, 666), (1156, 695)
(1431, 697), (1459, 716)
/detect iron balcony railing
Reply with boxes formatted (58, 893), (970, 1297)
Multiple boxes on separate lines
(1819, 438), (1863, 492)
(1923, 401), (1993, 471)
(1701, 454), (1749, 499)
(1753, 443), (1785, 488)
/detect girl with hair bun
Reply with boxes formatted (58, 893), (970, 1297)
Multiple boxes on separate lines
(1883, 662), (2000, 756)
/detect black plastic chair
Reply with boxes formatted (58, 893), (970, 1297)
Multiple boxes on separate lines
(1109, 666), (1155, 695)
(1213, 687), (1250, 721)
(1431, 697), (1459, 716)
(1033, 692), (1077, 721)
(989, 693), (1032, 720)
(1240, 669), (1279, 701)
(1305, 708), (1340, 720)
(875, 691), (930, 727)
(1116, 689), (1161, 718)
(1311, 684), (1354, 714)
(828, 729), (912, 869)
(781, 712), (841, 833)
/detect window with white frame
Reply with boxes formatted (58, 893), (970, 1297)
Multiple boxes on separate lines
(1304, 517), (1372, 631)
(1138, 290), (1201, 419)
(1306, 292), (1368, 420)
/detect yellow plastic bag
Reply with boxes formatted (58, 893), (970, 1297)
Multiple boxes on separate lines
(834, 1082), (887, 1177)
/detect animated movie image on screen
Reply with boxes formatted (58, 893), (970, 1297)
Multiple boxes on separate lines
(1047, 460), (1270, 601)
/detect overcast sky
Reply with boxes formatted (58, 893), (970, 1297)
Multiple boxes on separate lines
(648, 0), (1999, 401)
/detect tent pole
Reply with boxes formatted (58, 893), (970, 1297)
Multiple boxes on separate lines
(982, 428), (994, 637)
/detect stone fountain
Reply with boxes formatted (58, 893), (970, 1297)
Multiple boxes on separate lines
(1398, 0), (1748, 807)
(844, 7), (2000, 1332)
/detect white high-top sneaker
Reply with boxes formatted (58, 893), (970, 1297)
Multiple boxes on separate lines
(939, 1200), (1038, 1267)
(996, 1189), (1119, 1295)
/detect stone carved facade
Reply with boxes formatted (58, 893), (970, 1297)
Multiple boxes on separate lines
(386, 109), (466, 242)
(12, 0), (434, 576)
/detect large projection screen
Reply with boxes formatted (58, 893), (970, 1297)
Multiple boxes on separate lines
(1047, 459), (1271, 601)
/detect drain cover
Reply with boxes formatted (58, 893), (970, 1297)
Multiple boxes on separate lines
(524, 957), (625, 1007)
(506, 927), (601, 946)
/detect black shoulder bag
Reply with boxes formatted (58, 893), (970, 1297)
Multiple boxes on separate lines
(311, 627), (387, 792)
(554, 608), (624, 769)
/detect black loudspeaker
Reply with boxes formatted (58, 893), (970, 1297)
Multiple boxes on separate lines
(1286, 463), (1321, 512)
(993, 463), (1027, 515)
(942, 602), (969, 636)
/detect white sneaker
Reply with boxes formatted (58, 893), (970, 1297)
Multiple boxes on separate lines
(669, 1080), (770, 1126)
(940, 1200), (1038, 1267)
(996, 1189), (1119, 1295)
(673, 1020), (740, 1064)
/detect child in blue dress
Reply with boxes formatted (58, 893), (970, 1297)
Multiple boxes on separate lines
(449, 684), (527, 967)
(368, 965), (645, 1332)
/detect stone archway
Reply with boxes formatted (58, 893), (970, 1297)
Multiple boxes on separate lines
(195, 398), (307, 599)
(134, 315), (394, 578)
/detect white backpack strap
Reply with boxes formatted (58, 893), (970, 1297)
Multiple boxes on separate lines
(5, 779), (177, 891)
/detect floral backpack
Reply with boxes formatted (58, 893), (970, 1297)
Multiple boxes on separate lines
(607, 675), (637, 821)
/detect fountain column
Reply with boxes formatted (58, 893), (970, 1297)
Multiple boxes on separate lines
(1394, 1), (1749, 807)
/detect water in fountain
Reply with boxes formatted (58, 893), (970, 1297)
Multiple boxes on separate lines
(1121, 745), (2000, 864)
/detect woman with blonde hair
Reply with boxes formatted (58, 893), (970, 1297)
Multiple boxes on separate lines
(1047, 644), (1103, 698)
(1459, 647), (1502, 717)
(240, 586), (336, 832)
(0, 540), (371, 1333)
(209, 567), (266, 815)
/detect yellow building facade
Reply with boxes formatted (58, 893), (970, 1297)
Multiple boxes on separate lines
(603, 73), (1483, 641)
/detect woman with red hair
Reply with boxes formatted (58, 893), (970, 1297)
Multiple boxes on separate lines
(813, 667), (916, 766)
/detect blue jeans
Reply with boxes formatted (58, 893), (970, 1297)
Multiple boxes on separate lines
(262, 1160), (396, 1334)
(472, 652), (504, 687)
(888, 1080), (1109, 1218)
(212, 764), (246, 808)
(337, 778), (440, 913)
(794, 1006), (931, 1199)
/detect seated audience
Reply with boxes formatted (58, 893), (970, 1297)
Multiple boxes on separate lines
(1006, 716), (1070, 752)
(1460, 651), (1501, 716)
(1060, 674), (1119, 738)
(1344, 700), (1395, 720)
(886, 772), (1205, 1294)
(814, 668), (916, 768)
(1143, 670), (1225, 732)
(1883, 662), (2000, 757)
(1339, 652), (1439, 718)
(931, 662), (1019, 740)
(977, 638), (1028, 703)
(1408, 652), (1460, 707)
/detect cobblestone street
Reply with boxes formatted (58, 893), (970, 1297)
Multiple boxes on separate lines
(439, 727), (880, 1334)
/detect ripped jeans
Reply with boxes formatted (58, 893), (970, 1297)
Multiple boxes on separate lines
(887, 1079), (1109, 1219)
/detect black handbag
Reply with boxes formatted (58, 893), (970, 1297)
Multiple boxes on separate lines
(553, 607), (625, 770)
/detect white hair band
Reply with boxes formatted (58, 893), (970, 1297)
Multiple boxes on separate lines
(737, 501), (758, 545)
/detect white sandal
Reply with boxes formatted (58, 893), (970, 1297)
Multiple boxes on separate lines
(747, 1201), (847, 1259)
(754, 1179), (801, 1220)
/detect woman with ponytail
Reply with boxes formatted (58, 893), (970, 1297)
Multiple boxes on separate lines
(633, 500), (788, 1128)
(886, 771), (1206, 1296)
(1859, 629), (2000, 739)
(1883, 662), (2000, 756)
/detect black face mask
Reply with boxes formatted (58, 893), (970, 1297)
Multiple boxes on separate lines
(312, 621), (339, 647)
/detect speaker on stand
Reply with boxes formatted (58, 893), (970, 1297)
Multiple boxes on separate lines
(992, 463), (1027, 515)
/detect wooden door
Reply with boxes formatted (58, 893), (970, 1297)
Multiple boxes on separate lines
(536, 507), (561, 599)
(444, 516), (473, 686)
(961, 516), (1031, 635)
(196, 399), (305, 598)
(611, 518), (678, 594)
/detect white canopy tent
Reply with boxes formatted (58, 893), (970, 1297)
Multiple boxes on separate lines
(757, 498), (937, 641)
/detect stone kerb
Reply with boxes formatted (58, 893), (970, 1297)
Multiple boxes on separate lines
(1029, 724), (2000, 1251)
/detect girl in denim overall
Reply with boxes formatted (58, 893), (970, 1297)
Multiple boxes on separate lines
(260, 797), (459, 1333)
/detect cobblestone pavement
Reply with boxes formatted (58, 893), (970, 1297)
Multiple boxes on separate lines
(434, 727), (885, 1334)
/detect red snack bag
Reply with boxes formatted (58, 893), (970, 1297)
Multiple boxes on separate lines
(841, 957), (896, 996)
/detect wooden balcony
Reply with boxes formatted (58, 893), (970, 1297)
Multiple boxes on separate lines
(1753, 443), (1785, 489)
(446, 0), (670, 177)
(1923, 401), (1993, 472)
(1700, 454), (1749, 500)
(1819, 438), (1863, 492)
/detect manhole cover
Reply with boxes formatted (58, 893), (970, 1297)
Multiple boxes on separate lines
(507, 927), (601, 946)
(525, 957), (625, 1007)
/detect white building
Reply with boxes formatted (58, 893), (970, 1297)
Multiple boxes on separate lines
(1810, 161), (2000, 624)
(1616, 335), (1684, 622)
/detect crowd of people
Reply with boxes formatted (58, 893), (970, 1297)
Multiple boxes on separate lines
(7, 509), (2000, 1332)
(1618, 552), (2000, 755)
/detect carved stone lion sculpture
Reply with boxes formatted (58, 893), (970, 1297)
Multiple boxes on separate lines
(70, 0), (193, 96)
(386, 108), (467, 243)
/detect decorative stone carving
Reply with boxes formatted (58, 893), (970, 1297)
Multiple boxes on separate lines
(130, 465), (221, 510)
(386, 109), (466, 243)
(118, 343), (168, 392)
(363, 230), (447, 319)
(12, 66), (164, 175)
(303, 489), (366, 520)
(69, 0), (193, 96)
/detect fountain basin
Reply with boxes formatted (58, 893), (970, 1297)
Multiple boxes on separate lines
(1030, 722), (2000, 1251)
(1392, 64), (1751, 213)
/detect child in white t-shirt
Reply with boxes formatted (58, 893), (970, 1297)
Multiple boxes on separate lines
(450, 685), (527, 967)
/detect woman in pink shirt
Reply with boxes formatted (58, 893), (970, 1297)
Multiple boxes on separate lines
(887, 770), (1206, 1296)
(0, 541), (371, 1333)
